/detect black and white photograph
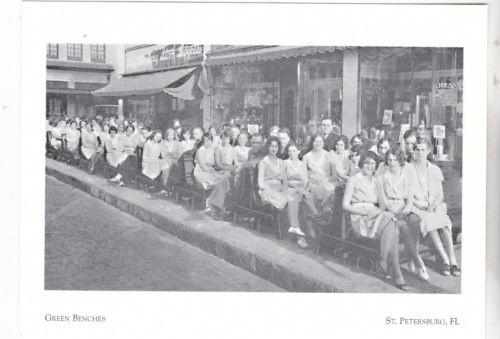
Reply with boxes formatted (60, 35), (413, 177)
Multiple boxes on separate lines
(44, 44), (464, 293)
(13, 2), (490, 339)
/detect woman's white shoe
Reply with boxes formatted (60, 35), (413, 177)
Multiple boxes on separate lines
(288, 227), (306, 237)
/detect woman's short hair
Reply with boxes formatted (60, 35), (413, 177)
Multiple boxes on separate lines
(349, 144), (362, 158)
(222, 129), (232, 139)
(180, 127), (190, 141)
(287, 140), (299, 151)
(358, 151), (379, 169)
(377, 137), (391, 150)
(415, 135), (433, 150)
(308, 133), (325, 150)
(334, 135), (349, 151)
(403, 129), (417, 140)
(109, 126), (118, 134)
(350, 134), (363, 146)
(164, 127), (175, 138)
(385, 145), (406, 166)
(149, 129), (162, 141)
(266, 136), (280, 148)
(126, 125), (135, 133)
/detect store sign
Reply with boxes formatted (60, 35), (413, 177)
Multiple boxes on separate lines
(125, 44), (204, 74)
(433, 125), (446, 139)
(433, 81), (458, 106)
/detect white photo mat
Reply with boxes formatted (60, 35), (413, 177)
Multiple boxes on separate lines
(19, 2), (487, 339)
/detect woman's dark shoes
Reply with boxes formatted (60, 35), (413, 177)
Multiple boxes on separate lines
(450, 265), (461, 277)
(441, 263), (451, 276)
(394, 276), (409, 291)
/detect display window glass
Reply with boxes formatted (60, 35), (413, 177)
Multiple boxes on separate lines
(359, 47), (463, 159)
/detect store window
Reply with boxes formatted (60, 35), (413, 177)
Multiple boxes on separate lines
(90, 44), (106, 63)
(46, 44), (58, 59)
(211, 63), (282, 134)
(297, 52), (343, 141)
(46, 94), (67, 116)
(67, 44), (83, 61)
(359, 47), (463, 159)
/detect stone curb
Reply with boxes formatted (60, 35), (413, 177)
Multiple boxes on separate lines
(46, 158), (402, 293)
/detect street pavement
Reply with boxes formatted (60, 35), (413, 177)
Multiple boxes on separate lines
(45, 175), (283, 291)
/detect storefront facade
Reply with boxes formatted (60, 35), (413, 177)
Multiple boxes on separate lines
(93, 44), (208, 132)
(205, 45), (463, 160)
(46, 44), (118, 118)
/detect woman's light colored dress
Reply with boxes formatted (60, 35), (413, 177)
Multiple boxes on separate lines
(408, 161), (452, 236)
(105, 135), (128, 168)
(193, 146), (229, 190)
(302, 150), (337, 201)
(178, 139), (196, 155)
(234, 145), (250, 166)
(65, 128), (80, 152)
(379, 164), (412, 214)
(348, 172), (394, 239)
(160, 140), (180, 171)
(284, 159), (316, 208)
(142, 140), (162, 180)
(258, 156), (296, 210)
(329, 150), (350, 182)
(81, 129), (99, 160)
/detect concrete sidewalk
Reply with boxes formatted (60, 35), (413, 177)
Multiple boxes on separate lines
(45, 158), (461, 293)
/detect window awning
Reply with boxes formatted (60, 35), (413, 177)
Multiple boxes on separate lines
(207, 46), (352, 66)
(92, 66), (198, 97)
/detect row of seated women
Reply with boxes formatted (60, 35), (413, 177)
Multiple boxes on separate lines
(248, 134), (460, 290)
(47, 118), (460, 290)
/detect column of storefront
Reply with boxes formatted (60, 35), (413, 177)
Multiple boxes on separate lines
(342, 48), (360, 137)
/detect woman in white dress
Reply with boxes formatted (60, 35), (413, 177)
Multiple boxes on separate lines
(284, 142), (319, 248)
(178, 128), (195, 155)
(50, 119), (66, 149)
(234, 131), (251, 167)
(302, 134), (337, 211)
(142, 130), (163, 181)
(375, 138), (392, 176)
(258, 137), (302, 237)
(65, 121), (81, 156)
(80, 123), (100, 172)
(378, 146), (429, 281)
(106, 126), (129, 186)
(408, 137), (460, 277)
(214, 130), (237, 174)
(329, 135), (351, 182)
(343, 151), (408, 290)
(160, 128), (180, 191)
(208, 126), (221, 149)
(194, 132), (231, 214)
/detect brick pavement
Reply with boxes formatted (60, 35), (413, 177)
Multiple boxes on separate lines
(45, 175), (284, 291)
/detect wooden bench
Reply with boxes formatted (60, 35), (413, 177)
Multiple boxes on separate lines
(174, 151), (212, 209)
(45, 131), (59, 160)
(230, 164), (286, 239)
(135, 146), (161, 192)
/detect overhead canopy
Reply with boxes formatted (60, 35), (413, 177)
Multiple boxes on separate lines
(207, 46), (352, 66)
(92, 66), (198, 97)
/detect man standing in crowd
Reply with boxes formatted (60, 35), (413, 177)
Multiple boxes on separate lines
(277, 128), (292, 160)
(321, 118), (339, 151)
(229, 126), (240, 146)
(245, 134), (266, 165)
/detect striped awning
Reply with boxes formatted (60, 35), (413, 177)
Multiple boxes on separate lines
(92, 66), (198, 97)
(207, 46), (352, 66)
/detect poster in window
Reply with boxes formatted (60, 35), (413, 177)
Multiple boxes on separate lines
(433, 125), (446, 139)
(382, 109), (393, 125)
